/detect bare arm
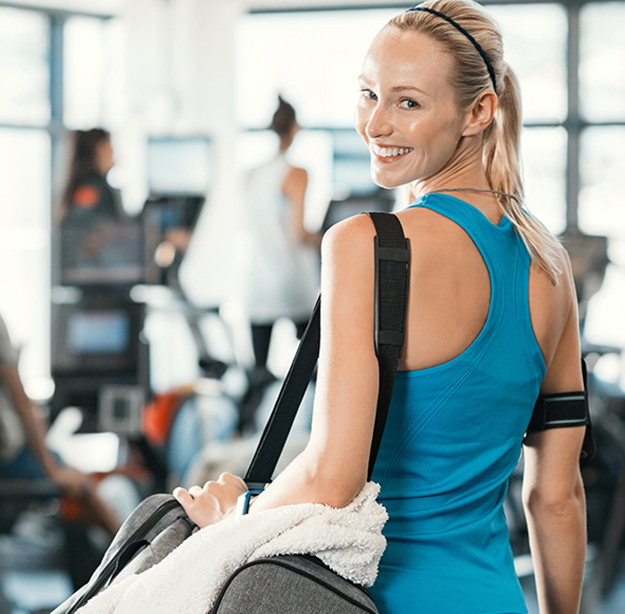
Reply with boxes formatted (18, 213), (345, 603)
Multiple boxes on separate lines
(176, 214), (379, 520)
(282, 166), (322, 249)
(1, 365), (60, 478)
(522, 255), (586, 614)
(1, 365), (121, 533)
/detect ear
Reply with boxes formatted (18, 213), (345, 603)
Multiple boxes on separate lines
(461, 90), (498, 137)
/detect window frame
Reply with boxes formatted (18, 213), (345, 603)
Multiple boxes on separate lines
(0, 2), (114, 392)
(245, 0), (625, 232)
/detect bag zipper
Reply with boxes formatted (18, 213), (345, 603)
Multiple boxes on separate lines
(68, 498), (183, 613)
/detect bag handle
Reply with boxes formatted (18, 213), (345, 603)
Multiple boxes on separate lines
(244, 212), (410, 488)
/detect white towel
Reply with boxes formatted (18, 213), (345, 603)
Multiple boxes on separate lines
(77, 482), (387, 614)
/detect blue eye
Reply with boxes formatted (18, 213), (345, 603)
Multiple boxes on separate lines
(361, 89), (377, 101)
(400, 99), (419, 109)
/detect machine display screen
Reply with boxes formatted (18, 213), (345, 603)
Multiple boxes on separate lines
(66, 310), (130, 354)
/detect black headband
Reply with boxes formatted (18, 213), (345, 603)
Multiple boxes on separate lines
(406, 6), (498, 94)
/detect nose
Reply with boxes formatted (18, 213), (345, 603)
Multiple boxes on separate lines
(365, 102), (393, 140)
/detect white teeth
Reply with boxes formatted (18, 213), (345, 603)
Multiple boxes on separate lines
(372, 145), (413, 157)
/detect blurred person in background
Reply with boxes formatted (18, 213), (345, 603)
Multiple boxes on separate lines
(238, 96), (321, 417)
(59, 128), (123, 224)
(56, 128), (128, 280)
(0, 310), (121, 536)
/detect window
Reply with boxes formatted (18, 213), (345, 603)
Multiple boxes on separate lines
(490, 3), (568, 124)
(580, 2), (625, 122)
(578, 3), (625, 347)
(521, 127), (568, 233)
(235, 9), (398, 129)
(64, 16), (127, 129)
(0, 8), (49, 125)
(0, 5), (119, 396)
(0, 129), (51, 395)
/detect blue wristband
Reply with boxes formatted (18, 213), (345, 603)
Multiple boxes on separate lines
(236, 489), (263, 515)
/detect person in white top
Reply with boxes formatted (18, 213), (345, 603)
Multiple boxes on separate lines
(240, 96), (321, 373)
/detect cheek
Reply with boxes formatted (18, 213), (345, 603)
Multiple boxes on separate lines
(406, 115), (462, 163)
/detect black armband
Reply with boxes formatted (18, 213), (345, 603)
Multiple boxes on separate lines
(527, 391), (588, 431)
(527, 359), (596, 464)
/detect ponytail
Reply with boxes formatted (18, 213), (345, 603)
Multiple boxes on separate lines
(484, 66), (562, 285)
(390, 0), (563, 285)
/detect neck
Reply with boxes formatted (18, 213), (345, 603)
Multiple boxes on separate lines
(406, 138), (506, 223)
(410, 136), (491, 200)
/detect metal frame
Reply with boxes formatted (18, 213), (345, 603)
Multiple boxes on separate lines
(0, 3), (112, 185)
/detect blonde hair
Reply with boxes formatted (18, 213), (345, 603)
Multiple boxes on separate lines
(388, 0), (562, 284)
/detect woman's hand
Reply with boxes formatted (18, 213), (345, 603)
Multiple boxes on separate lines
(173, 473), (247, 528)
(49, 465), (91, 499)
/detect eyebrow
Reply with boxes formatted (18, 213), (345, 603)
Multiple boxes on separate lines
(390, 85), (428, 96)
(357, 75), (429, 97)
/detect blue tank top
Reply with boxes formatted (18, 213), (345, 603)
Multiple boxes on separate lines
(369, 194), (546, 614)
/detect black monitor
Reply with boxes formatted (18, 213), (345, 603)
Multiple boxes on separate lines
(60, 218), (150, 287)
(321, 193), (396, 233)
(52, 301), (145, 374)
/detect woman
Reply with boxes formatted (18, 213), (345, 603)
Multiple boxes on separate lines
(59, 128), (122, 223)
(239, 96), (321, 376)
(175, 2), (586, 612)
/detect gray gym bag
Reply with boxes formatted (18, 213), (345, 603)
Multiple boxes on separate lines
(51, 212), (409, 614)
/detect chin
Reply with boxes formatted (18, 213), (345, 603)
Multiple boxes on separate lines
(370, 168), (408, 190)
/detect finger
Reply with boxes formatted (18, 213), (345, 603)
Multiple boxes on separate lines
(188, 485), (203, 498)
(218, 472), (245, 487)
(173, 487), (194, 509)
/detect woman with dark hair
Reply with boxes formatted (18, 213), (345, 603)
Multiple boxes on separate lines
(176, 2), (587, 612)
(239, 96), (321, 382)
(60, 128), (122, 222)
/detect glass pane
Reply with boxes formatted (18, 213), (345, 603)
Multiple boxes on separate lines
(521, 127), (567, 234)
(64, 17), (127, 129)
(489, 4), (567, 124)
(237, 5), (566, 128)
(0, 130), (51, 390)
(0, 8), (49, 125)
(236, 9), (398, 128)
(579, 126), (625, 238)
(580, 2), (625, 121)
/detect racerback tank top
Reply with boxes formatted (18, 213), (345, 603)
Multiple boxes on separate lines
(370, 193), (546, 614)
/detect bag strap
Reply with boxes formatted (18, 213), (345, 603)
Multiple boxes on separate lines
(244, 212), (410, 488)
(244, 298), (320, 489)
(369, 212), (410, 478)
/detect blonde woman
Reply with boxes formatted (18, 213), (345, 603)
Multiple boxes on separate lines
(175, 2), (586, 612)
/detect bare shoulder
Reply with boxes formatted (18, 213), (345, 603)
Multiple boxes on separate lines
(529, 240), (577, 327)
(529, 239), (582, 387)
(283, 165), (308, 186)
(282, 166), (308, 200)
(322, 214), (377, 261)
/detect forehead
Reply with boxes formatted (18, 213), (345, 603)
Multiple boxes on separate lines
(361, 25), (454, 91)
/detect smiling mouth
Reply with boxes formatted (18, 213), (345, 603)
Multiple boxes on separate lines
(371, 144), (414, 161)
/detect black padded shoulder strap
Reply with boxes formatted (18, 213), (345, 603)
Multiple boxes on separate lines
(368, 212), (410, 478)
(244, 212), (410, 487)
